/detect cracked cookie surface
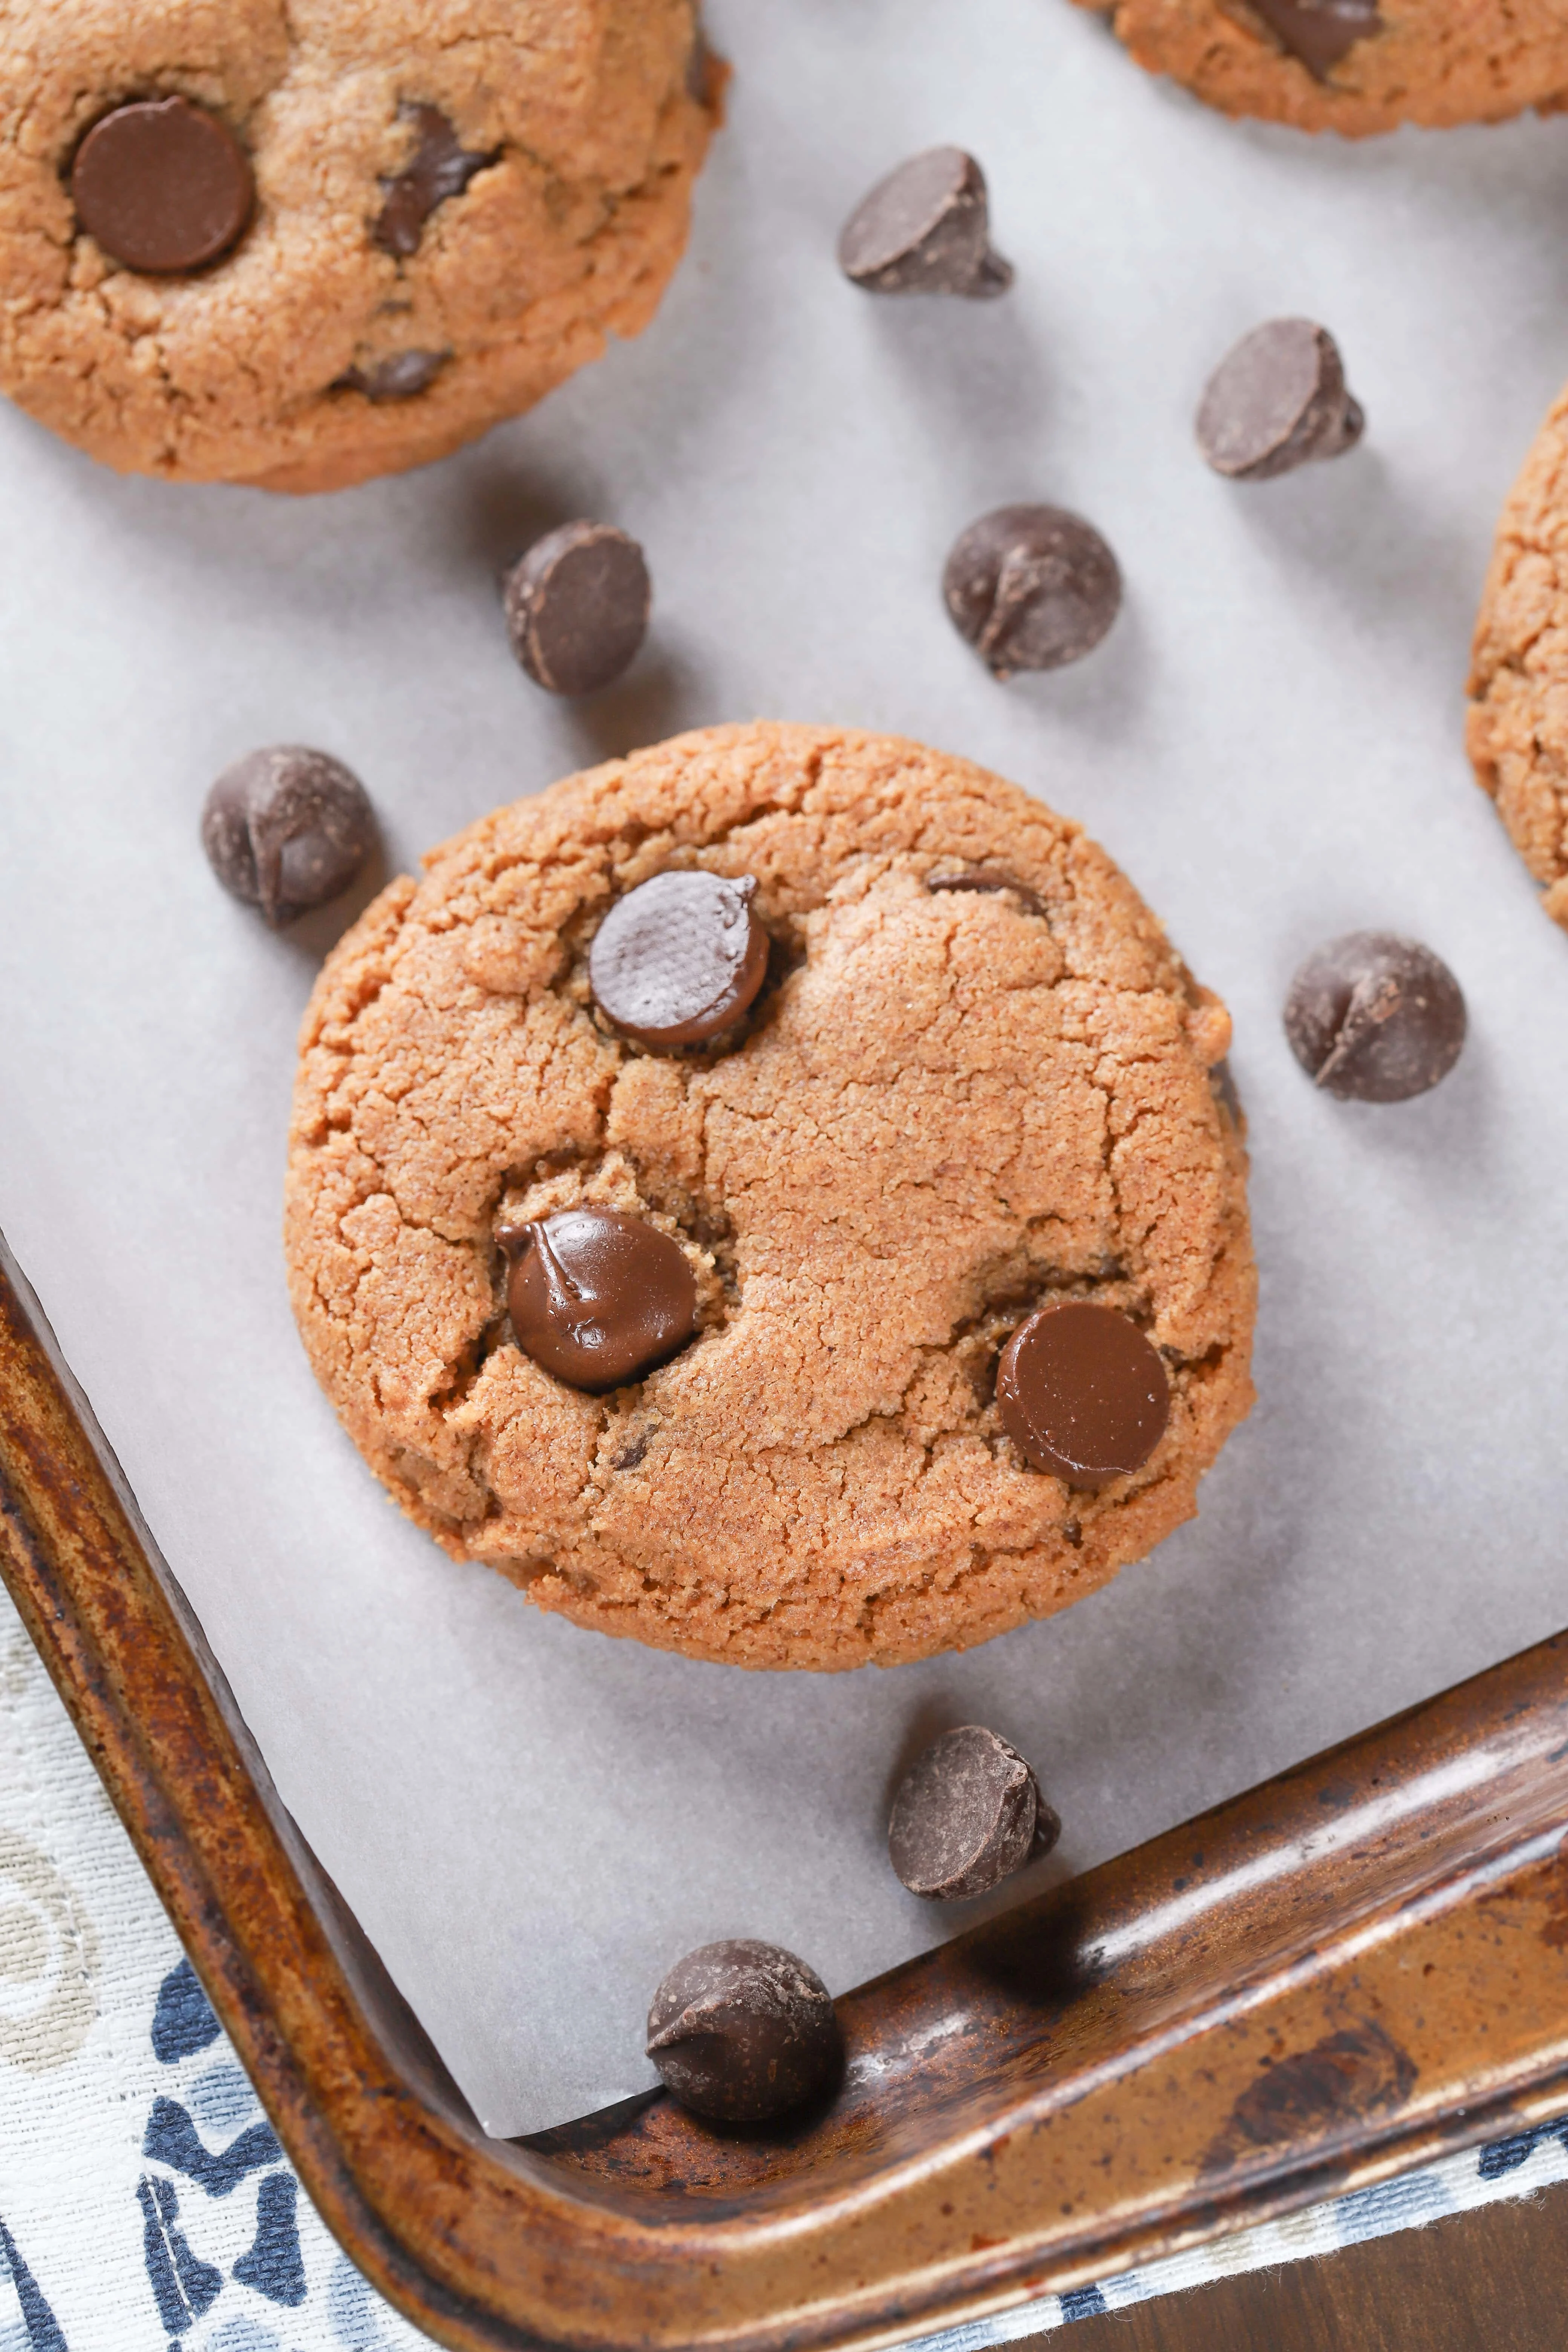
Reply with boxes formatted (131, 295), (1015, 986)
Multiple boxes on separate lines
(285, 723), (1256, 1671)
(0, 0), (716, 491)
(1468, 384), (1568, 929)
(1078, 0), (1568, 136)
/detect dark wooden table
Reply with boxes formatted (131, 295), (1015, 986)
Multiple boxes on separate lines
(1049, 2177), (1566, 2350)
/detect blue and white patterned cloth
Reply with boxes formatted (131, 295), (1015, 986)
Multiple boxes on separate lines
(2, 1585), (1565, 2352)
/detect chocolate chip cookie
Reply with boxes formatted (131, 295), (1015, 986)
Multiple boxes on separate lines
(0, 2), (717, 492)
(1468, 384), (1568, 929)
(1079, 0), (1568, 136)
(285, 723), (1255, 1671)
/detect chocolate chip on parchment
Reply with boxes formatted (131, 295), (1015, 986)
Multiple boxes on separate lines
(943, 505), (1121, 678)
(1197, 319), (1364, 482)
(889, 1725), (1061, 1902)
(201, 747), (375, 928)
(997, 1301), (1170, 1487)
(589, 871), (769, 1050)
(926, 867), (1046, 918)
(337, 349), (449, 401)
(502, 521), (651, 696)
(1284, 932), (1466, 1102)
(838, 147), (1012, 299)
(72, 96), (254, 275)
(372, 103), (496, 258)
(1250, 0), (1381, 81)
(500, 1209), (697, 1392)
(646, 1939), (842, 2123)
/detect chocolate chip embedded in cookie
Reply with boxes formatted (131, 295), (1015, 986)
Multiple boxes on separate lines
(588, 871), (769, 1049)
(284, 723), (1256, 1672)
(500, 1209), (698, 1392)
(1, 2), (718, 491)
(1074, 0), (1568, 134)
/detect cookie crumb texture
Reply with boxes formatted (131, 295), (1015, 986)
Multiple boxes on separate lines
(1468, 385), (1568, 928)
(1081, 0), (1568, 135)
(285, 724), (1256, 1670)
(0, 1), (715, 490)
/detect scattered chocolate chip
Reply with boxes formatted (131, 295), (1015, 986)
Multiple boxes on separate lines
(337, 349), (449, 402)
(1197, 320), (1364, 482)
(943, 506), (1121, 678)
(201, 747), (375, 928)
(71, 96), (254, 275)
(889, 1726), (1061, 1902)
(1250, 0), (1380, 80)
(838, 147), (1012, 299)
(926, 867), (1046, 918)
(372, 102), (496, 258)
(589, 871), (768, 1050)
(502, 521), (651, 697)
(1284, 932), (1466, 1103)
(646, 1939), (841, 2123)
(997, 1301), (1170, 1487)
(500, 1209), (697, 1392)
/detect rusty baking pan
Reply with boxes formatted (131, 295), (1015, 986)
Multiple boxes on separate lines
(2, 1230), (1566, 2352)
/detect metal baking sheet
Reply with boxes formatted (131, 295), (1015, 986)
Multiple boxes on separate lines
(3, 0), (1568, 2135)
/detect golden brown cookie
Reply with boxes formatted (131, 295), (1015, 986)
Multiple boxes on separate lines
(0, 2), (717, 492)
(1078, 0), (1568, 137)
(1467, 384), (1568, 929)
(285, 724), (1256, 1672)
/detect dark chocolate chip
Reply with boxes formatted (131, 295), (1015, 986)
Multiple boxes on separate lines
(1283, 932), (1466, 1103)
(997, 1301), (1170, 1487)
(838, 147), (1012, 299)
(646, 1939), (841, 2124)
(888, 1725), (1061, 1902)
(372, 103), (496, 259)
(71, 97), (253, 275)
(336, 349), (449, 402)
(502, 521), (651, 697)
(589, 871), (768, 1050)
(201, 747), (375, 928)
(943, 505), (1121, 678)
(1197, 320), (1364, 482)
(500, 1209), (697, 1392)
(926, 867), (1046, 919)
(1250, 0), (1380, 80)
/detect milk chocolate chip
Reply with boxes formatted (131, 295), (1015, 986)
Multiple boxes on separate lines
(944, 505), (1121, 677)
(373, 103), (496, 257)
(1284, 932), (1466, 1102)
(72, 97), (254, 275)
(646, 1940), (842, 2123)
(501, 1209), (697, 1392)
(997, 1301), (1170, 1487)
(1197, 320), (1364, 481)
(838, 147), (1012, 298)
(889, 1726), (1061, 1902)
(589, 871), (768, 1050)
(503, 522), (651, 696)
(1251, 0), (1380, 80)
(337, 350), (449, 401)
(201, 747), (375, 928)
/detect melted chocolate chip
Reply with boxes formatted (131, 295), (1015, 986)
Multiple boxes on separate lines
(201, 747), (375, 928)
(943, 505), (1121, 678)
(501, 1209), (697, 1392)
(646, 1939), (842, 2123)
(997, 1301), (1170, 1487)
(1197, 320), (1364, 481)
(71, 97), (253, 275)
(373, 103), (496, 258)
(503, 521), (651, 697)
(589, 871), (768, 1051)
(1251, 0), (1380, 80)
(1284, 932), (1466, 1102)
(889, 1726), (1061, 1902)
(926, 867), (1046, 918)
(838, 147), (1012, 299)
(337, 350), (448, 401)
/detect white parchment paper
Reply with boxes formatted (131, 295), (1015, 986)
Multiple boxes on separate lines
(4, 0), (1568, 2137)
